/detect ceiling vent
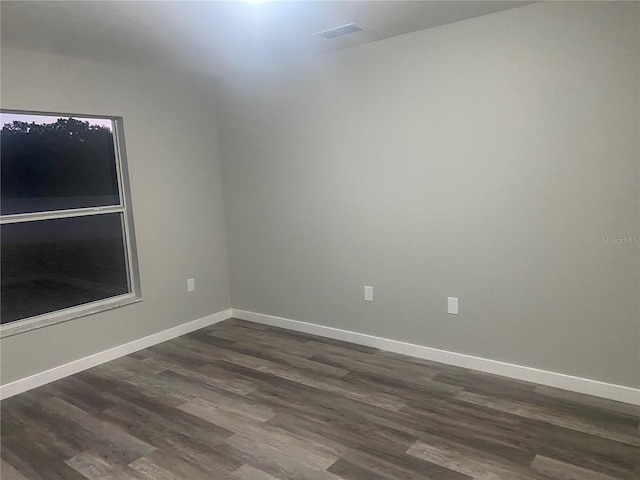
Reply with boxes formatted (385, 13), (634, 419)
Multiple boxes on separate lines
(312, 23), (362, 40)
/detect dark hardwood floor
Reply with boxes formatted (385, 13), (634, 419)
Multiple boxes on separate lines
(1, 318), (639, 479)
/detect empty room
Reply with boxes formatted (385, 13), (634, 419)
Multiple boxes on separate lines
(0, 1), (639, 479)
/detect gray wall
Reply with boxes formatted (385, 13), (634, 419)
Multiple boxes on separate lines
(1, 47), (231, 384)
(216, 2), (640, 387)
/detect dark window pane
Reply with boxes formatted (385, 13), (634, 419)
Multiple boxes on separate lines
(1, 214), (130, 323)
(1, 114), (120, 214)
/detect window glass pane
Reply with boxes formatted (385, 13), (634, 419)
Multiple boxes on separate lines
(1, 113), (120, 215)
(1, 213), (130, 324)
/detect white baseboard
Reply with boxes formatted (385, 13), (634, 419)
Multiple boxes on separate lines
(3, 307), (638, 406)
(0, 308), (233, 400)
(232, 309), (640, 406)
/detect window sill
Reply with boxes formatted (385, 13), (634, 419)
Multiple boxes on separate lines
(0, 294), (142, 339)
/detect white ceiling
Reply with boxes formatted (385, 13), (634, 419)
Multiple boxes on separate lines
(1, 1), (532, 78)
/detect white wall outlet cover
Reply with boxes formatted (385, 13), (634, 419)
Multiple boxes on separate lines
(448, 297), (458, 315)
(187, 278), (196, 292)
(364, 286), (373, 302)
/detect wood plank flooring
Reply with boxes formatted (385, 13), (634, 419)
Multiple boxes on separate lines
(1, 318), (639, 479)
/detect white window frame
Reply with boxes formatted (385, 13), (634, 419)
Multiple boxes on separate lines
(0, 110), (142, 338)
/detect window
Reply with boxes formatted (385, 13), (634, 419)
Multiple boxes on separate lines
(1, 112), (140, 336)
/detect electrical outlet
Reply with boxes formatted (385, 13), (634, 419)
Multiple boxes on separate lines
(448, 297), (458, 315)
(364, 286), (373, 302)
(187, 278), (196, 292)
